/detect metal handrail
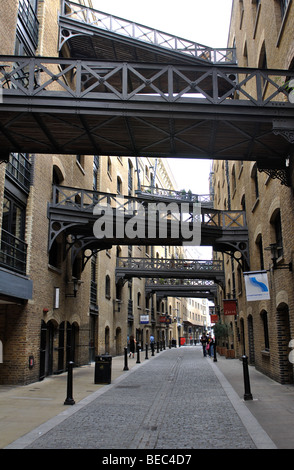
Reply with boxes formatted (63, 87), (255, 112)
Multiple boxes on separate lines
(116, 257), (224, 272)
(49, 185), (247, 231)
(0, 229), (27, 275)
(60, 0), (236, 65)
(0, 56), (293, 108)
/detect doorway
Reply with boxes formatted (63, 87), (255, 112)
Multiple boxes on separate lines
(277, 304), (293, 384)
(39, 320), (55, 380)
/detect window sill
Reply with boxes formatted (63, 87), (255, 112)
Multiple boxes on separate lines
(261, 349), (270, 357)
(48, 264), (62, 274)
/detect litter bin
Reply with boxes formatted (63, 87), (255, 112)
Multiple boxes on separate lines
(94, 355), (112, 384)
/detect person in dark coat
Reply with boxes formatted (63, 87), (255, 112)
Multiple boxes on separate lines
(129, 335), (136, 358)
(200, 333), (208, 357)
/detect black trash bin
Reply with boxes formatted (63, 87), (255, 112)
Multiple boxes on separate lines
(94, 355), (112, 384)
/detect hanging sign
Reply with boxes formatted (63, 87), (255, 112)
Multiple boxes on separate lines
(140, 315), (149, 324)
(210, 314), (218, 323)
(243, 271), (270, 301)
(209, 306), (215, 315)
(223, 299), (237, 316)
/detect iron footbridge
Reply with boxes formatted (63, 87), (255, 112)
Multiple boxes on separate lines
(0, 55), (293, 178)
(48, 184), (249, 270)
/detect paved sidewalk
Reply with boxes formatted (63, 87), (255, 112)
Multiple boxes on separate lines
(0, 351), (142, 449)
(1, 345), (294, 449)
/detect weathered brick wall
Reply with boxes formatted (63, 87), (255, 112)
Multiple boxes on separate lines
(213, 0), (294, 384)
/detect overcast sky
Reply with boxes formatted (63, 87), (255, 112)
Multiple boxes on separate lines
(91, 0), (233, 195)
(92, 0), (233, 48)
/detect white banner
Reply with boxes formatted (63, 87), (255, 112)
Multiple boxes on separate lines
(140, 315), (149, 324)
(243, 271), (270, 301)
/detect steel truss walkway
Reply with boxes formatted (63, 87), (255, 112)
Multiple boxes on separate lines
(48, 185), (249, 269)
(0, 56), (293, 175)
(59, 0), (236, 65)
(115, 257), (224, 286)
(135, 186), (214, 208)
(145, 278), (217, 301)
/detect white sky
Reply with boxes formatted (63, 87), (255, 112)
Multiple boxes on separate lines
(92, 0), (233, 195)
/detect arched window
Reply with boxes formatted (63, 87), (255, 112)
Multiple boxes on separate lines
(231, 165), (236, 195)
(258, 42), (268, 90)
(261, 310), (270, 351)
(107, 156), (112, 177)
(128, 159), (133, 195)
(271, 209), (283, 258)
(117, 176), (122, 194)
(251, 164), (259, 200)
(137, 291), (141, 308)
(256, 233), (265, 270)
(105, 275), (111, 299)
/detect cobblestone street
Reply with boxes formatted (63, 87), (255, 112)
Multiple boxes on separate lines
(23, 347), (271, 450)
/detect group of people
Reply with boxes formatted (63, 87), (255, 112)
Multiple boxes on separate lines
(129, 333), (214, 358)
(128, 334), (155, 358)
(200, 332), (214, 357)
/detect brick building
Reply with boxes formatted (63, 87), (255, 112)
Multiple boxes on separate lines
(0, 0), (210, 385)
(212, 0), (294, 384)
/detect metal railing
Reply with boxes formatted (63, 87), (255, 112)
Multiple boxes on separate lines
(136, 186), (213, 206)
(146, 278), (216, 287)
(0, 230), (27, 275)
(6, 153), (31, 192)
(49, 185), (247, 231)
(116, 257), (224, 273)
(60, 0), (236, 65)
(0, 56), (293, 108)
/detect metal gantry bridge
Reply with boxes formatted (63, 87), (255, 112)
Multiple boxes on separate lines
(115, 258), (224, 286)
(48, 184), (249, 271)
(0, 55), (293, 173)
(144, 278), (217, 301)
(58, 0), (237, 65)
(0, 0), (293, 174)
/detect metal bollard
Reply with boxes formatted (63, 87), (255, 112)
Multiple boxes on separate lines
(123, 346), (129, 371)
(64, 361), (75, 405)
(242, 355), (253, 400)
(136, 344), (141, 364)
(157, 341), (159, 353)
(151, 342), (155, 356)
(145, 343), (149, 360)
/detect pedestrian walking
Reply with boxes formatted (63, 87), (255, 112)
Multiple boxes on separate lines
(200, 333), (208, 357)
(207, 334), (214, 357)
(129, 335), (136, 358)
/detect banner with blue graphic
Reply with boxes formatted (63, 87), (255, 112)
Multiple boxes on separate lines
(243, 271), (270, 301)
